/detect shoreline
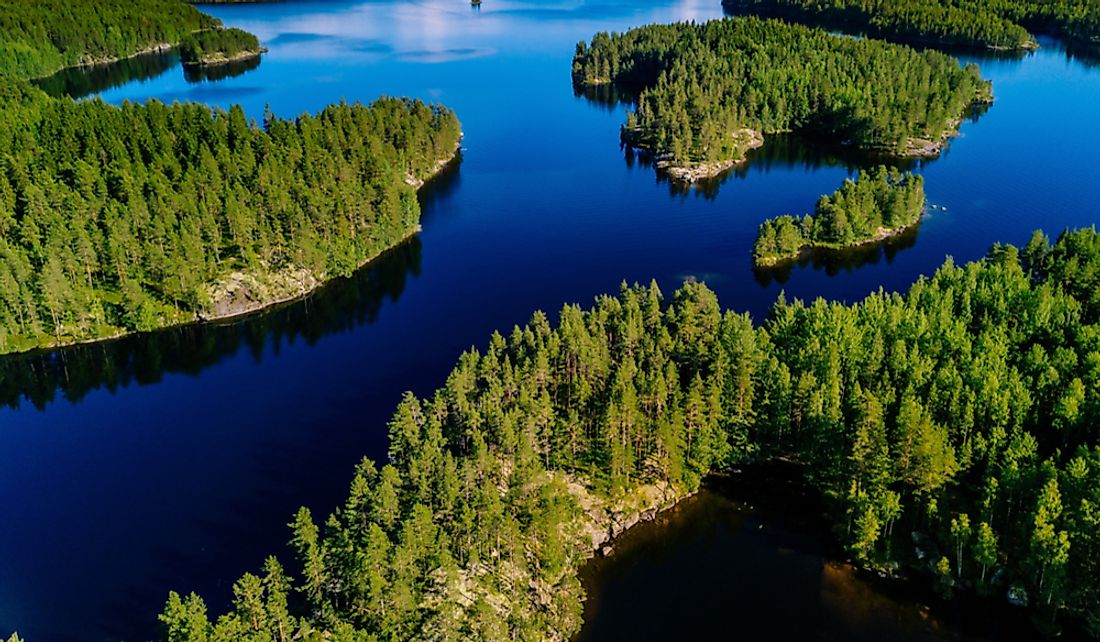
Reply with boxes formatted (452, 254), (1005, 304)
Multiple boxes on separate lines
(620, 96), (983, 185)
(755, 215), (923, 268)
(182, 47), (267, 68)
(1, 141), (462, 358)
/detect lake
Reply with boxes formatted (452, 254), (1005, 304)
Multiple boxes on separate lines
(4, 1), (1100, 640)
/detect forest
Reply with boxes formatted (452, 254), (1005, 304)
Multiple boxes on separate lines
(179, 27), (264, 66)
(0, 84), (460, 354)
(754, 167), (926, 266)
(572, 18), (991, 177)
(725, 0), (1100, 50)
(0, 0), (220, 79)
(159, 227), (1100, 641)
(0, 0), (462, 355)
(724, 0), (1037, 50)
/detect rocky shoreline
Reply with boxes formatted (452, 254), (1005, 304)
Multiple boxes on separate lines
(183, 47), (268, 67)
(11, 142), (461, 356)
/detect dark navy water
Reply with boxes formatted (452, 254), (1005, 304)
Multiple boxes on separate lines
(5, 1), (1100, 640)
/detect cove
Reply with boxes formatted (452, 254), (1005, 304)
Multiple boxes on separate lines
(576, 464), (1074, 642)
(4, 1), (1100, 641)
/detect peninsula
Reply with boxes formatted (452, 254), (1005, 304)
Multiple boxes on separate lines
(0, 0), (463, 355)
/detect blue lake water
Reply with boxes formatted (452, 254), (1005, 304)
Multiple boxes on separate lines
(4, 1), (1100, 640)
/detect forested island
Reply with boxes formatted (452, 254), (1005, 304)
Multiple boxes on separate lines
(158, 227), (1100, 641)
(0, 0), (462, 356)
(724, 0), (1037, 50)
(572, 18), (992, 182)
(754, 167), (926, 266)
(0, 0), (219, 79)
(725, 0), (1100, 51)
(179, 27), (266, 66)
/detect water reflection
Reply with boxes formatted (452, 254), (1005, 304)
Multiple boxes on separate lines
(582, 98), (989, 200)
(33, 52), (179, 99)
(35, 50), (265, 99)
(0, 235), (421, 412)
(182, 55), (263, 83)
(753, 223), (921, 286)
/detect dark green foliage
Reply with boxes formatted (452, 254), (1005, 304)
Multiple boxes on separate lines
(754, 167), (925, 265)
(572, 17), (991, 167)
(727, 0), (1100, 48)
(164, 228), (1100, 640)
(0, 87), (460, 353)
(724, 0), (1038, 50)
(0, 0), (220, 79)
(760, 228), (1100, 623)
(178, 27), (262, 65)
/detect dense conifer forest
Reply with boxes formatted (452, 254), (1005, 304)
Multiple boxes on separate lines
(572, 18), (991, 179)
(724, 0), (1100, 50)
(159, 228), (1100, 641)
(0, 0), (219, 79)
(179, 27), (263, 65)
(0, 85), (460, 354)
(0, 0), (462, 355)
(754, 167), (926, 265)
(724, 0), (1037, 50)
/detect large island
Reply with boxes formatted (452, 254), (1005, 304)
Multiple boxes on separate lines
(572, 17), (992, 182)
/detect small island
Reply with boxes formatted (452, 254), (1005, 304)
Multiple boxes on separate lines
(754, 167), (925, 266)
(178, 27), (266, 66)
(573, 18), (992, 182)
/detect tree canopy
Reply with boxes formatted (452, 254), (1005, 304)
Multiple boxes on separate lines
(0, 86), (460, 354)
(161, 227), (1100, 641)
(178, 27), (263, 66)
(0, 0), (220, 79)
(754, 166), (926, 265)
(572, 17), (991, 172)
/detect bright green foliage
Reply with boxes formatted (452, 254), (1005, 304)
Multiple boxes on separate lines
(724, 0), (1038, 50)
(572, 18), (990, 167)
(178, 27), (262, 65)
(974, 521), (999, 584)
(165, 228), (1100, 639)
(0, 85), (460, 353)
(0, 0), (220, 79)
(754, 167), (925, 265)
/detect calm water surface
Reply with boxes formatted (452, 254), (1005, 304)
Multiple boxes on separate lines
(5, 1), (1100, 640)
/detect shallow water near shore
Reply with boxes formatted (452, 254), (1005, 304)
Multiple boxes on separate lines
(4, 1), (1100, 640)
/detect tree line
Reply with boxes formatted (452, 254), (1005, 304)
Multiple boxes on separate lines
(0, 0), (220, 79)
(754, 166), (925, 265)
(725, 0), (1100, 50)
(0, 84), (460, 354)
(724, 0), (1038, 50)
(572, 17), (992, 173)
(159, 227), (1100, 641)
